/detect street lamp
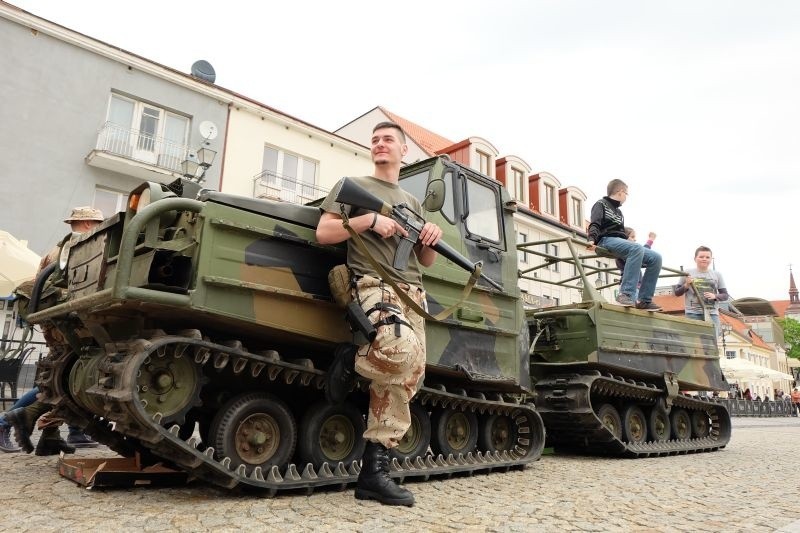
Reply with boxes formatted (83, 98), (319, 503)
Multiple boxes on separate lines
(720, 322), (732, 357)
(181, 146), (217, 183)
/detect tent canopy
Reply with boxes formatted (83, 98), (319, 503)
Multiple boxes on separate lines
(0, 230), (40, 297)
(720, 357), (793, 381)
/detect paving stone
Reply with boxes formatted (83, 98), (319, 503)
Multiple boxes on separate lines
(0, 418), (798, 531)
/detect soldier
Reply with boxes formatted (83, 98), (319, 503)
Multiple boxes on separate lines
(316, 122), (442, 507)
(4, 206), (104, 455)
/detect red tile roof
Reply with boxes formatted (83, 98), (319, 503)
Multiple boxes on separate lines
(770, 300), (791, 318)
(720, 313), (771, 350)
(380, 107), (455, 156)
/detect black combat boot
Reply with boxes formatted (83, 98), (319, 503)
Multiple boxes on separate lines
(355, 441), (415, 506)
(325, 344), (358, 404)
(5, 401), (50, 453)
(34, 426), (76, 456)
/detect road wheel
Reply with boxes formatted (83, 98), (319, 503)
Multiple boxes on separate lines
(621, 405), (647, 444)
(298, 400), (365, 468)
(431, 408), (478, 457)
(690, 410), (711, 438)
(596, 403), (622, 440)
(648, 405), (671, 442)
(136, 343), (203, 425)
(209, 392), (296, 475)
(670, 408), (691, 440)
(391, 403), (431, 461)
(478, 412), (517, 453)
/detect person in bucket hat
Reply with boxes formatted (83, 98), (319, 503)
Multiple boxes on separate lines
(63, 206), (104, 224)
(1, 205), (104, 454)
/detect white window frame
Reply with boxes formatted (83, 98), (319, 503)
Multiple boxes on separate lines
(543, 183), (556, 215)
(517, 232), (528, 264)
(93, 186), (128, 217)
(260, 145), (319, 203)
(511, 166), (526, 203)
(571, 197), (583, 227)
(105, 94), (190, 169)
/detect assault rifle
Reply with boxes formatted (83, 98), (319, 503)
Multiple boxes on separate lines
(335, 177), (503, 291)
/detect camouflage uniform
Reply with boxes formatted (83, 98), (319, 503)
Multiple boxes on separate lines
(353, 275), (426, 448)
(319, 176), (429, 449)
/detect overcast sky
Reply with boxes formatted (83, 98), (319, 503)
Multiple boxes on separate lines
(10, 0), (800, 301)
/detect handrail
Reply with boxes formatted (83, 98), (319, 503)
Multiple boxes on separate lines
(113, 198), (204, 300)
(517, 235), (691, 304)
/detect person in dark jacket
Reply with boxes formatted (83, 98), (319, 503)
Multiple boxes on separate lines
(587, 179), (662, 310)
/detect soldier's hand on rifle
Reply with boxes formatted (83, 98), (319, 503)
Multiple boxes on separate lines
(417, 222), (442, 248)
(370, 214), (407, 240)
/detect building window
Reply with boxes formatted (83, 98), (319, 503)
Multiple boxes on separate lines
(98, 94), (190, 171)
(256, 146), (320, 203)
(517, 232), (528, 264)
(543, 183), (556, 215)
(725, 351), (736, 359)
(596, 261), (609, 284)
(93, 187), (128, 217)
(477, 150), (491, 176)
(571, 197), (582, 226)
(511, 167), (526, 202)
(551, 244), (559, 272)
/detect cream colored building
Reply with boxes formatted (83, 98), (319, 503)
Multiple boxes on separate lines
(221, 102), (373, 200)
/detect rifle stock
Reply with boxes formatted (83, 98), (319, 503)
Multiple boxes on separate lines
(335, 178), (503, 292)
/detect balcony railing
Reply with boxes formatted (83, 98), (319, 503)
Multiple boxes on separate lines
(253, 170), (329, 205)
(95, 122), (190, 173)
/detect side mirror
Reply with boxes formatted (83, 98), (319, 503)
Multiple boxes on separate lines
(422, 178), (446, 212)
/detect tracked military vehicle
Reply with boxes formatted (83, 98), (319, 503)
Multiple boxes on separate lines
(519, 238), (731, 456)
(21, 156), (546, 493)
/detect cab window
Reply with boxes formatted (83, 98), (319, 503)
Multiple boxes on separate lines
(464, 178), (500, 242)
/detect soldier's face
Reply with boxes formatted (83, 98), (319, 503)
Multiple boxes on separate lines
(371, 128), (407, 166)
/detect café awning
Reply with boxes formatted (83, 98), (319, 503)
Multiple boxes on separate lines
(0, 230), (39, 297)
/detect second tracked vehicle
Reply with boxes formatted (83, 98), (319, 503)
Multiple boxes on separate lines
(519, 237), (732, 456)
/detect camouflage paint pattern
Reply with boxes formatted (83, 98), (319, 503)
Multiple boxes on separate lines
(529, 301), (728, 391)
(26, 157), (530, 397)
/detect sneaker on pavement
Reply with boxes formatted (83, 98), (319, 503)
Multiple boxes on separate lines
(0, 426), (21, 453)
(5, 408), (34, 453)
(67, 432), (100, 448)
(615, 294), (635, 307)
(635, 301), (662, 311)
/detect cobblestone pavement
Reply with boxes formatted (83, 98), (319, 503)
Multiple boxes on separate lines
(0, 417), (798, 532)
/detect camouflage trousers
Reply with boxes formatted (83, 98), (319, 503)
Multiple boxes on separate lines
(353, 275), (426, 449)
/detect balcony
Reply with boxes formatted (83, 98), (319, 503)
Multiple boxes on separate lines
(85, 122), (190, 183)
(253, 170), (329, 205)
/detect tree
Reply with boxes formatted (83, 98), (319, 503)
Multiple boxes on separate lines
(778, 317), (800, 360)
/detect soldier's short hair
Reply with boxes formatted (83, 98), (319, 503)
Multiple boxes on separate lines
(373, 121), (406, 143)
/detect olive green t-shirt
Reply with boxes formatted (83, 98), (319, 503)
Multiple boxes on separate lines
(319, 176), (424, 286)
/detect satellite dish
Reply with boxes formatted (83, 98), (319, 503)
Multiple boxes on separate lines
(199, 121), (218, 141)
(190, 60), (216, 83)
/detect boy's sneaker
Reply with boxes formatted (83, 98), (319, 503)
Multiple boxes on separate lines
(67, 432), (100, 448)
(636, 301), (662, 311)
(615, 294), (635, 307)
